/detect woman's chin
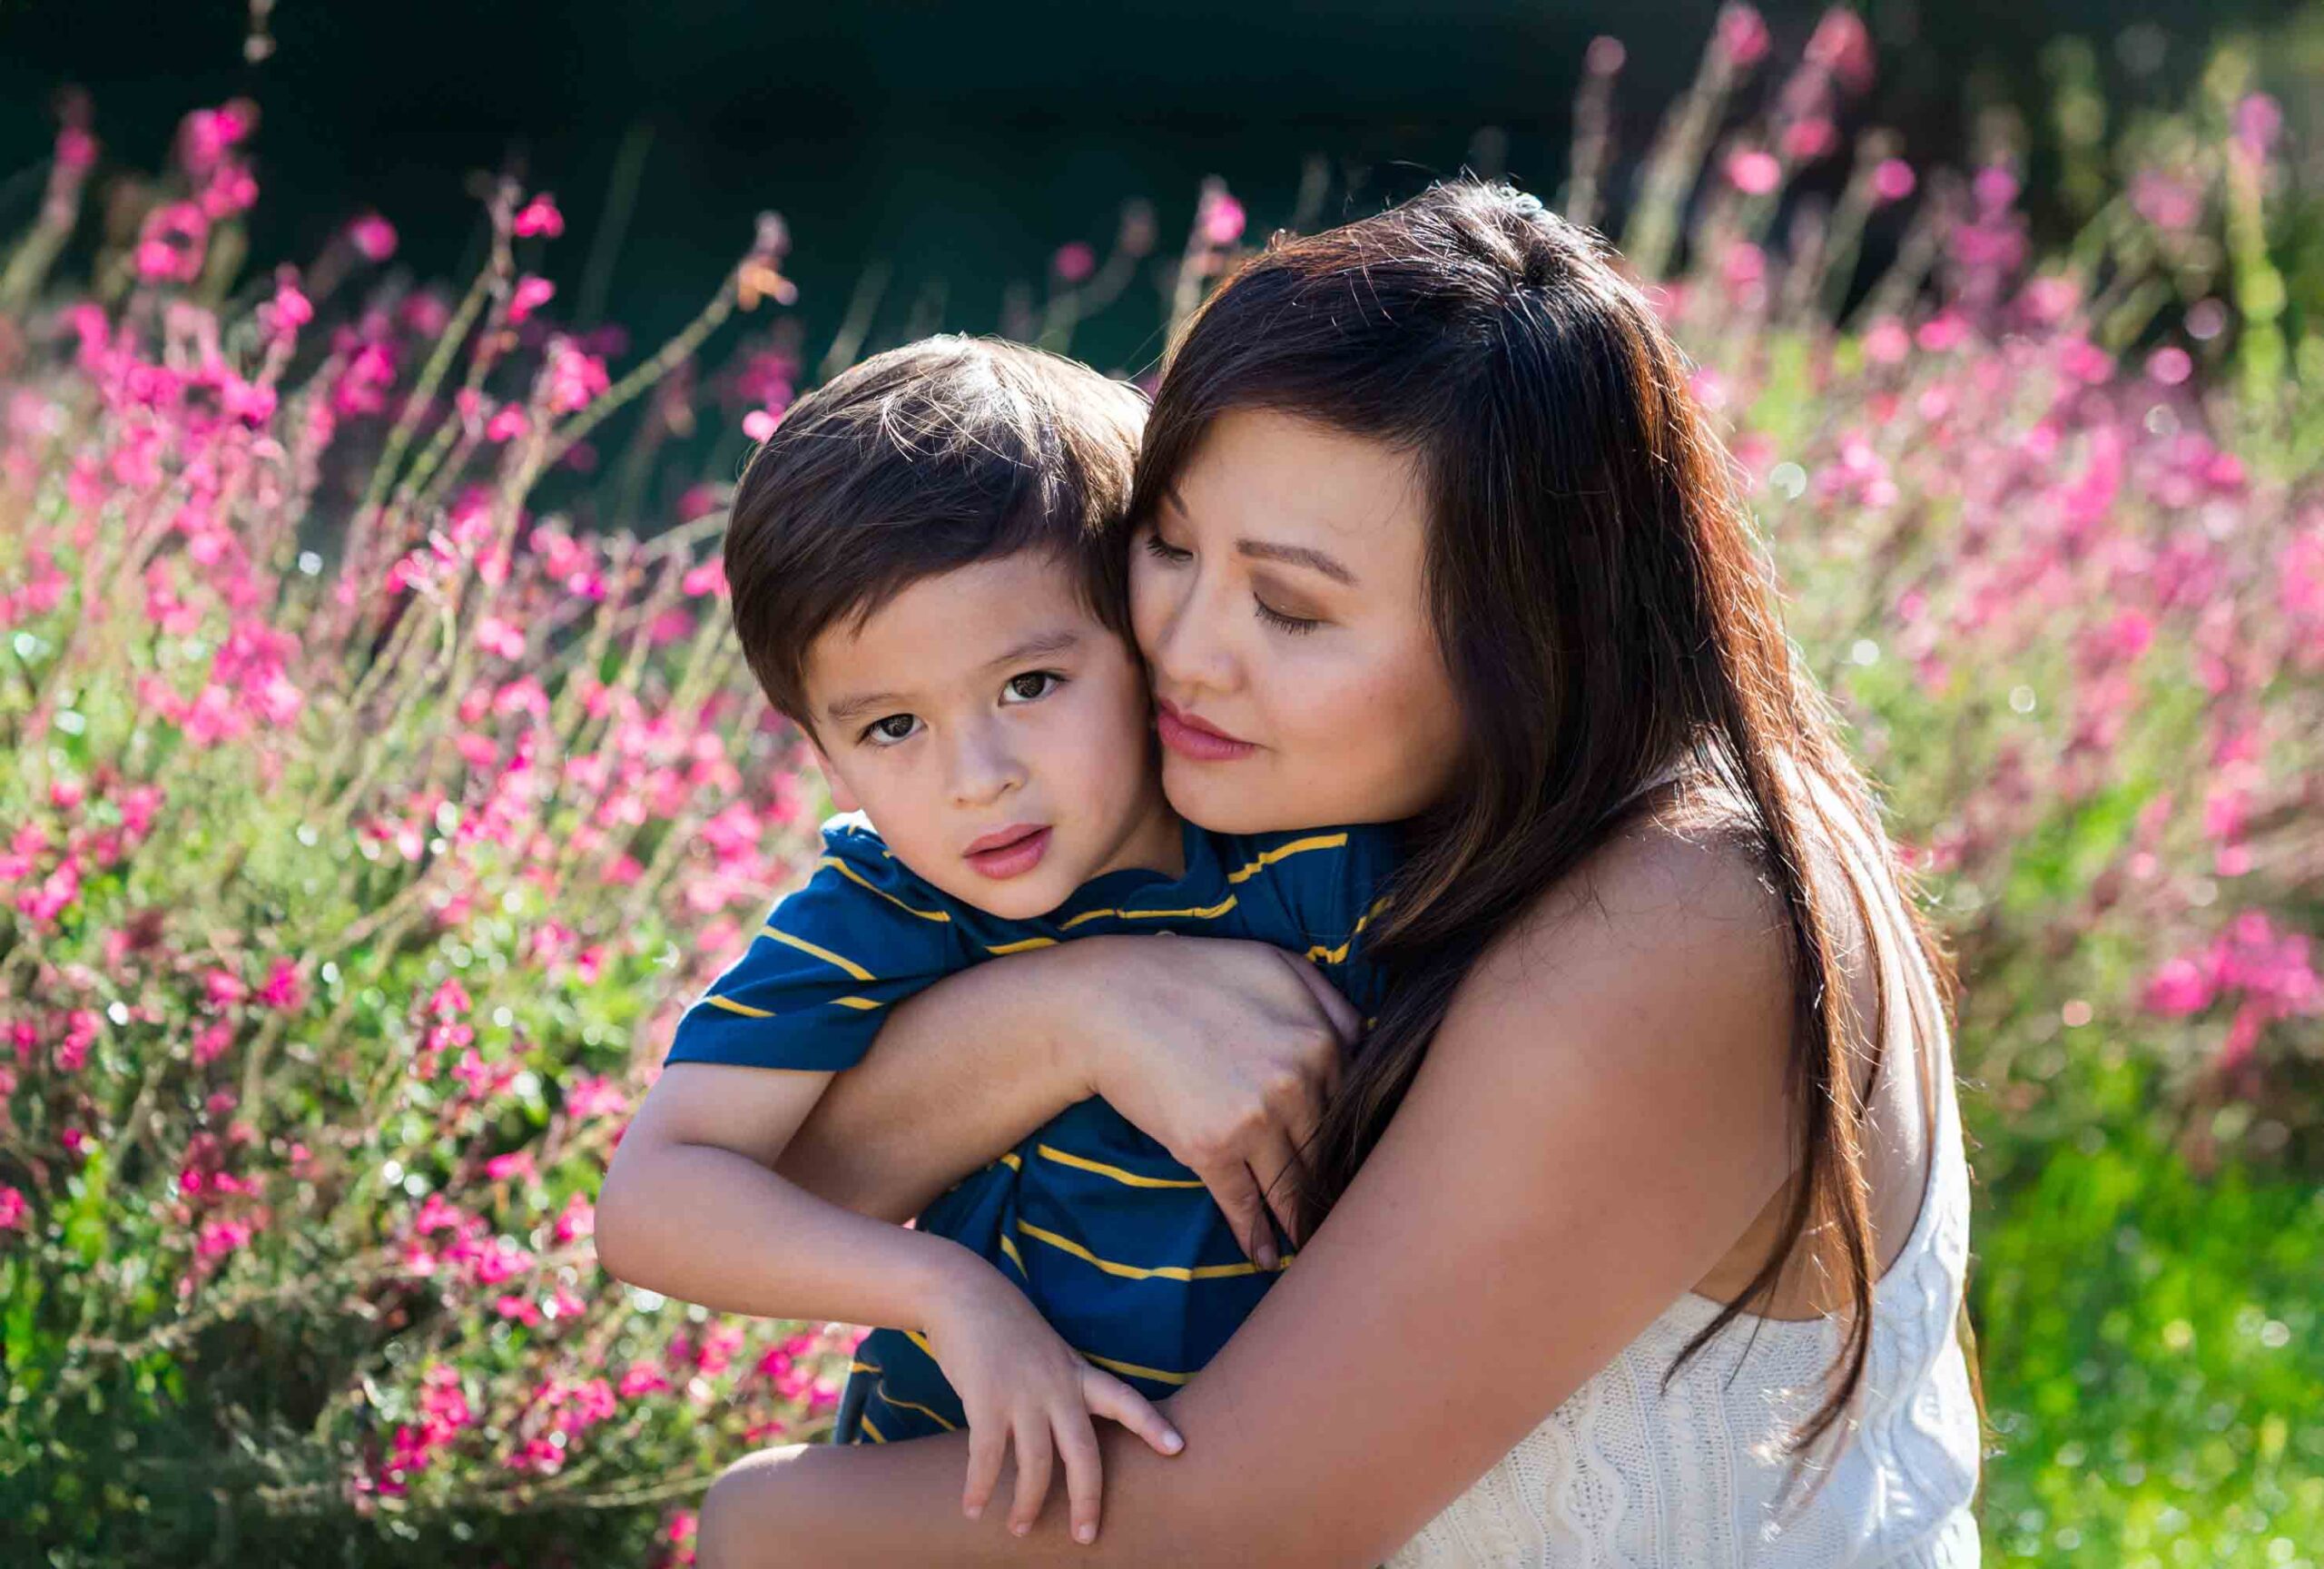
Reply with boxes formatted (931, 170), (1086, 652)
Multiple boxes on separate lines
(1161, 755), (1300, 835)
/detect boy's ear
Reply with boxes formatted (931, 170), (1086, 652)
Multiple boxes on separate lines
(804, 741), (861, 814)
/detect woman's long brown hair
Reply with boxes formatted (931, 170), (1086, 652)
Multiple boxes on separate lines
(1126, 179), (1962, 1460)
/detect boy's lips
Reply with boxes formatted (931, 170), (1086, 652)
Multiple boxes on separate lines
(1155, 696), (1256, 763)
(963, 824), (1052, 880)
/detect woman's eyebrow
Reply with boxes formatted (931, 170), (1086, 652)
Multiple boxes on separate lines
(1237, 538), (1358, 586)
(1163, 486), (1359, 585)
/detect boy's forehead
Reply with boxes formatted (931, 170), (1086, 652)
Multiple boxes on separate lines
(803, 553), (1112, 719)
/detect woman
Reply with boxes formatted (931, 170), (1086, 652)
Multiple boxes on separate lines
(705, 179), (1983, 1565)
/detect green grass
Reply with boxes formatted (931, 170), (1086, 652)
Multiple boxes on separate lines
(1974, 1127), (2324, 1565)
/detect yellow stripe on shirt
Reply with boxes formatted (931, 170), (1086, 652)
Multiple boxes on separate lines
(817, 855), (950, 922)
(1307, 896), (1390, 964)
(703, 993), (774, 1019)
(985, 936), (1058, 955)
(1079, 1349), (1191, 1386)
(761, 925), (877, 982)
(1224, 832), (1349, 884)
(1036, 1143), (1206, 1189)
(900, 1325), (1187, 1388)
(1057, 894), (1238, 932)
(876, 1384), (959, 1431)
(860, 1415), (887, 1443)
(1016, 1219), (1269, 1280)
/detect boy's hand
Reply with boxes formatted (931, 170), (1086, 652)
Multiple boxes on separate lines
(922, 1265), (1184, 1544)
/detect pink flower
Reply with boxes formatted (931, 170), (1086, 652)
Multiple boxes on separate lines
(515, 192), (566, 238)
(553, 1189), (596, 1243)
(1197, 188), (1246, 246)
(1805, 6), (1875, 91)
(477, 616), (527, 659)
(55, 126), (97, 171)
(1717, 3), (1770, 67)
(1782, 118), (1838, 162)
(1872, 158), (1916, 202)
(2145, 346), (2193, 386)
(508, 275), (556, 324)
(1585, 35), (1625, 75)
(0, 1187), (26, 1232)
(1051, 242), (1097, 283)
(1725, 149), (1782, 196)
(486, 407), (529, 443)
(258, 958), (306, 1011)
(348, 212), (399, 262)
(197, 1217), (253, 1261)
(742, 408), (781, 442)
(2233, 93), (2283, 162)
(543, 338), (609, 415)
(2143, 956), (2216, 1017)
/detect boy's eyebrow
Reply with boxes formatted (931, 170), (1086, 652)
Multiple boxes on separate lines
(977, 627), (1084, 671)
(1162, 487), (1359, 587)
(821, 629), (1085, 725)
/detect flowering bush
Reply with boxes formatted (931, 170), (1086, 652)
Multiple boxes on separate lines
(1, 10), (2318, 1566)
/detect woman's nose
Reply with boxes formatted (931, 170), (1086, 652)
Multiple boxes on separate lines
(1145, 574), (1240, 696)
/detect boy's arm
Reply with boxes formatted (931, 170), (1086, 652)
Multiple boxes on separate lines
(771, 942), (1094, 1223)
(595, 1060), (989, 1325)
(598, 1062), (1187, 1541)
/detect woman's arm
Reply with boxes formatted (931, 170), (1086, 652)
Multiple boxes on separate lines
(774, 934), (1359, 1263)
(702, 827), (1800, 1566)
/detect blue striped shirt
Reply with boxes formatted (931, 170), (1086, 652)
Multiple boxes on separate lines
(665, 810), (1397, 1444)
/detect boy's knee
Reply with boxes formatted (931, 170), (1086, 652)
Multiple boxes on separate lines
(694, 1446), (799, 1569)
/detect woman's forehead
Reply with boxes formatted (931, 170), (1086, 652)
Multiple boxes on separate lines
(1174, 408), (1427, 567)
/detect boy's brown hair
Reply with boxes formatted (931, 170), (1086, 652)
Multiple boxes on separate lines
(723, 334), (1147, 734)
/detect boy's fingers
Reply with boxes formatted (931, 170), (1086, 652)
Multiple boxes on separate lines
(1052, 1407), (1105, 1545)
(1008, 1413), (1053, 1537)
(1082, 1368), (1184, 1457)
(962, 1417), (1005, 1521)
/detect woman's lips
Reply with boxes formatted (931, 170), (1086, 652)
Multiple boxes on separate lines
(1156, 698), (1257, 763)
(963, 824), (1052, 880)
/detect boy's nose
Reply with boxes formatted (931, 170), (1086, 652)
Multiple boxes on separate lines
(947, 728), (1026, 807)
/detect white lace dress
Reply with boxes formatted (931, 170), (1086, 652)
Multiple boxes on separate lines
(1387, 784), (1983, 1568)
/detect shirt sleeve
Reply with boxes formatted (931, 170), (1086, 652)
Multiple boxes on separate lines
(663, 819), (965, 1073)
(1215, 824), (1401, 1011)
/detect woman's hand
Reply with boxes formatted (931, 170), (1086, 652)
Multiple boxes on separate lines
(1057, 935), (1363, 1268)
(923, 1264), (1186, 1544)
(777, 933), (1361, 1260)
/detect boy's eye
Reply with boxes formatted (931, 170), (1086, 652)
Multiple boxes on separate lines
(1003, 671), (1063, 703)
(862, 715), (920, 745)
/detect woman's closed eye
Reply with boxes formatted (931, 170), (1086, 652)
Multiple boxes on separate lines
(1140, 528), (1192, 566)
(1143, 527), (1323, 635)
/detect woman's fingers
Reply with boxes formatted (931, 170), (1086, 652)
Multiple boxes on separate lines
(962, 1411), (1006, 1521)
(1050, 1406), (1106, 1545)
(1008, 1411), (1054, 1536)
(1081, 1367), (1184, 1457)
(1191, 1156), (1277, 1268)
(1284, 949), (1364, 1046)
(1247, 1129), (1309, 1253)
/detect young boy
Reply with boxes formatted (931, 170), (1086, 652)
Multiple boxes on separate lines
(595, 336), (1393, 1540)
